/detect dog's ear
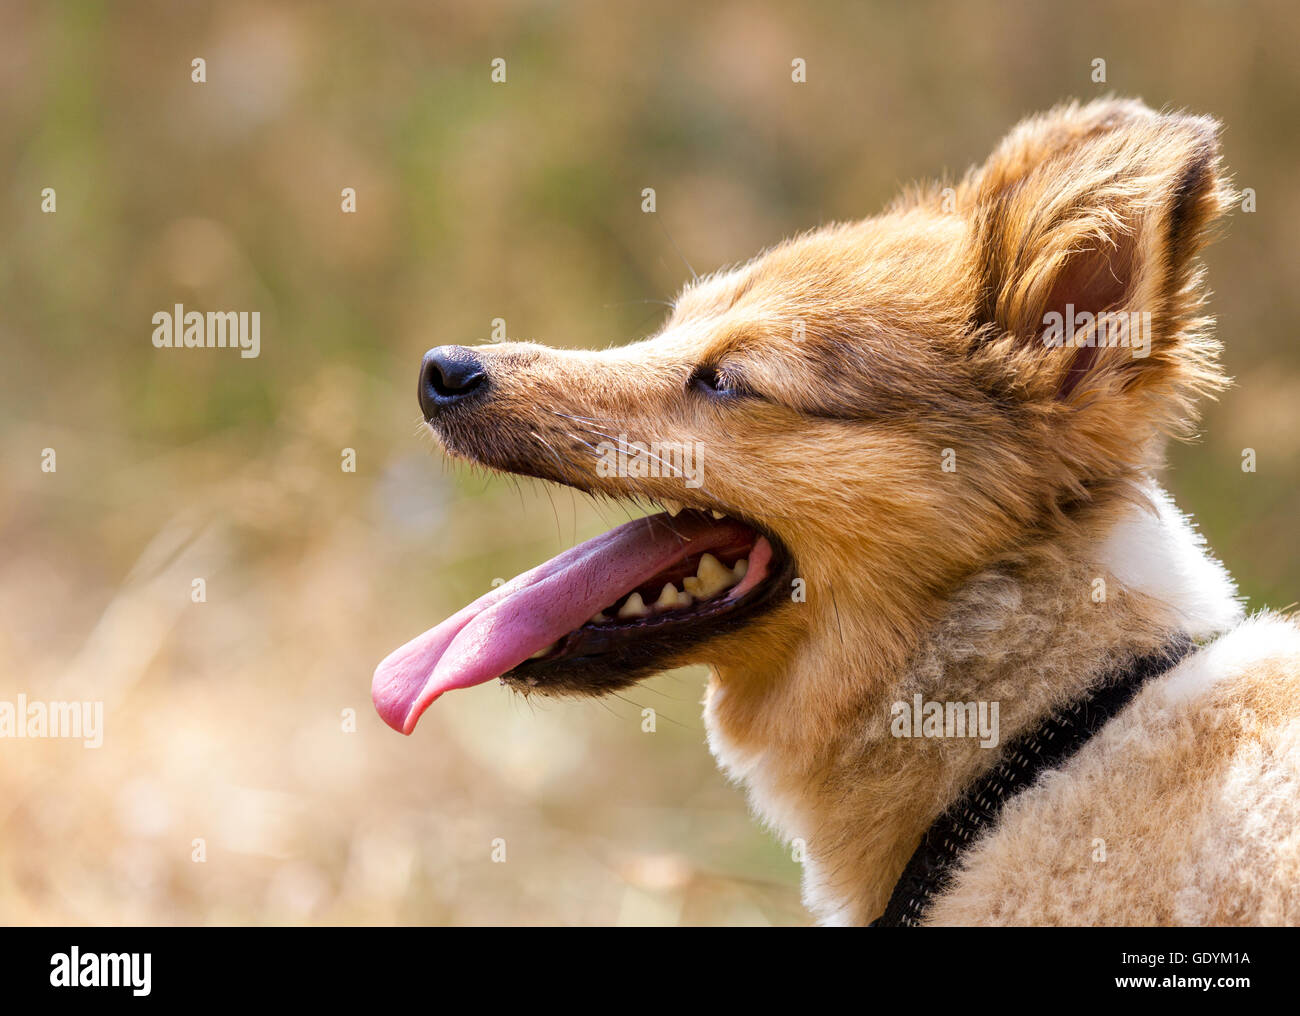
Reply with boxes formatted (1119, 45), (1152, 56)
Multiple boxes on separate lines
(965, 99), (1233, 420)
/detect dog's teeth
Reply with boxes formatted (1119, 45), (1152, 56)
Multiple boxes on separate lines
(617, 592), (649, 619)
(589, 611), (609, 624)
(529, 641), (557, 659)
(663, 499), (683, 517)
(710, 510), (726, 520)
(653, 583), (682, 611)
(681, 554), (743, 602)
(695, 553), (736, 598)
(676, 588), (694, 608)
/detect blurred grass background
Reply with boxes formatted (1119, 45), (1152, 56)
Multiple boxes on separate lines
(1, 0), (1296, 925)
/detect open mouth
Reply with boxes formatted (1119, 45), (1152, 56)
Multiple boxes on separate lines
(372, 506), (793, 734)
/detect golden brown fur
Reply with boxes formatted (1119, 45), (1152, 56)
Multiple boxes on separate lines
(427, 99), (1300, 925)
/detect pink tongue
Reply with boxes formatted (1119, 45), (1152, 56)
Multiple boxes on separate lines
(372, 513), (751, 734)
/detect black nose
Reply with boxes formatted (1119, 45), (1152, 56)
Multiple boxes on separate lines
(419, 346), (487, 418)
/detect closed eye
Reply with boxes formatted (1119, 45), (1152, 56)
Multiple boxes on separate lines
(688, 364), (755, 400)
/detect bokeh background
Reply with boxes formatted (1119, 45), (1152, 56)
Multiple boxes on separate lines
(1, 0), (1297, 925)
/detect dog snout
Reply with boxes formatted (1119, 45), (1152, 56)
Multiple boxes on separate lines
(419, 346), (488, 419)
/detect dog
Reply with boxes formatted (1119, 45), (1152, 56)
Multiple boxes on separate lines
(373, 98), (1300, 926)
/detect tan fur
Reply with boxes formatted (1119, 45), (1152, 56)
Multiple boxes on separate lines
(427, 99), (1300, 925)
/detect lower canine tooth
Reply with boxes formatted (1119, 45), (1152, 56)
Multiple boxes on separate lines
(617, 592), (649, 619)
(653, 583), (682, 611)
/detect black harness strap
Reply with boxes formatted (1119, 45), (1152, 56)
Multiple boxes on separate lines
(871, 636), (1194, 927)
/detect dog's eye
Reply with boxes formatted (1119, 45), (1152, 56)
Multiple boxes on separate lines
(689, 364), (748, 399)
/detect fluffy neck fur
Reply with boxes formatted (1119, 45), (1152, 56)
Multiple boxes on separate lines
(704, 481), (1242, 925)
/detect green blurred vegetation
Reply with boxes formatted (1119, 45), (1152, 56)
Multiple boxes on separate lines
(1, 0), (1296, 925)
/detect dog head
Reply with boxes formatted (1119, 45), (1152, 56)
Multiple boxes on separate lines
(373, 98), (1232, 735)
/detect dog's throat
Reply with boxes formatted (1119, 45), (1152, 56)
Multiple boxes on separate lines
(872, 635), (1195, 927)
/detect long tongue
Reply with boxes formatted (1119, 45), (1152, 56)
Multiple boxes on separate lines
(372, 513), (751, 734)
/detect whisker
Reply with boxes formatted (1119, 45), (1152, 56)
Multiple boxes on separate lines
(657, 216), (699, 282)
(601, 298), (677, 310)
